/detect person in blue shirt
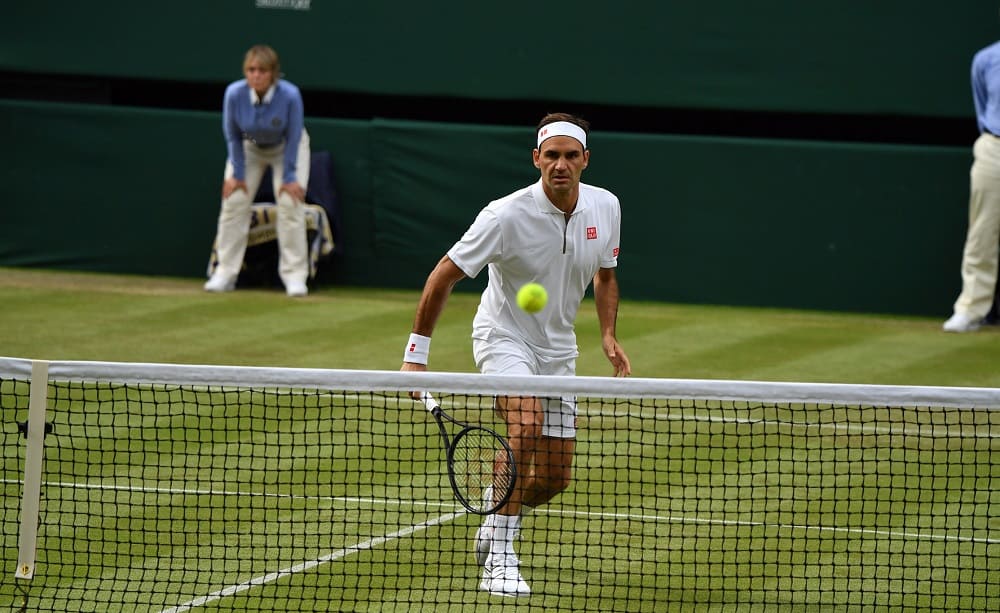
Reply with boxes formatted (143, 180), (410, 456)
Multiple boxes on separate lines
(944, 40), (1000, 331)
(205, 44), (311, 297)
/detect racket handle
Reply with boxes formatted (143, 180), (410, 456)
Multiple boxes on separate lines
(421, 392), (438, 412)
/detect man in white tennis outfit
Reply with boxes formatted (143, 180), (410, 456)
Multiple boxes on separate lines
(401, 113), (632, 597)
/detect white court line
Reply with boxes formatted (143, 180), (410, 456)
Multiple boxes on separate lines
(7, 478), (994, 547)
(157, 510), (466, 613)
(543, 508), (1000, 545)
(0, 477), (459, 509)
(579, 405), (1000, 439)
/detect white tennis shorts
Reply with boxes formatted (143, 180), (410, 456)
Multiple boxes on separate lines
(472, 330), (578, 438)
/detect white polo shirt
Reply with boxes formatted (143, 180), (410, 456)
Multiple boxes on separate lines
(447, 179), (622, 358)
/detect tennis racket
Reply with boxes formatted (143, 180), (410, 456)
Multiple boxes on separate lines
(422, 392), (517, 515)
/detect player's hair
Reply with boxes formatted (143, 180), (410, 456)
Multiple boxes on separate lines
(536, 113), (591, 137)
(243, 44), (281, 83)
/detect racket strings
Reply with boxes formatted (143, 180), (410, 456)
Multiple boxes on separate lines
(451, 428), (513, 513)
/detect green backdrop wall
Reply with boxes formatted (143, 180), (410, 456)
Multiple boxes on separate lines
(0, 100), (971, 317)
(3, 1), (997, 118)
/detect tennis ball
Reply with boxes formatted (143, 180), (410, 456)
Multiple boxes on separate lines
(516, 282), (548, 313)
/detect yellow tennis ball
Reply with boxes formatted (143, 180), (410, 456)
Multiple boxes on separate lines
(516, 282), (548, 313)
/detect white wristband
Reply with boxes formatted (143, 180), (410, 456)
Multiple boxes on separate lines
(403, 333), (431, 365)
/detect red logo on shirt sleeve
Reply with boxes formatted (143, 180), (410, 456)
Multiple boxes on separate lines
(587, 227), (597, 240)
(613, 247), (620, 257)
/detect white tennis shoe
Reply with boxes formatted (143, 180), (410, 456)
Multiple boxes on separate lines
(480, 553), (531, 597)
(203, 273), (236, 293)
(473, 486), (494, 566)
(285, 280), (308, 297)
(943, 312), (981, 333)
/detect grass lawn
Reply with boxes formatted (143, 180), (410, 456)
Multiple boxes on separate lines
(2, 267), (999, 388)
(2, 268), (998, 612)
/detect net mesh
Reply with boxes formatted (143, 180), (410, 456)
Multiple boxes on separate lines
(2, 358), (998, 612)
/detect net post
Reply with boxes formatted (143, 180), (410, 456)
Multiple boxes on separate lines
(14, 360), (49, 580)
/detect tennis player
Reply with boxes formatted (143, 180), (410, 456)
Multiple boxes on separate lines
(401, 112), (631, 597)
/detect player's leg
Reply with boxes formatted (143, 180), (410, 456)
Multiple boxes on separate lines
(480, 395), (573, 597)
(521, 435), (574, 509)
(471, 334), (537, 596)
(274, 130), (311, 296)
(493, 394), (544, 517)
(206, 149), (267, 290)
(522, 353), (578, 509)
(479, 395), (536, 596)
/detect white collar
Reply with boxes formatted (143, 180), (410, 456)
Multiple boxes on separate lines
(250, 83), (277, 106)
(531, 180), (587, 216)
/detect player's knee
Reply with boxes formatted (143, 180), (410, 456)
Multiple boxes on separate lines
(537, 472), (571, 497)
(549, 473), (572, 494)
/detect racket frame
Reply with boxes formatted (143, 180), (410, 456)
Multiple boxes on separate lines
(422, 393), (516, 515)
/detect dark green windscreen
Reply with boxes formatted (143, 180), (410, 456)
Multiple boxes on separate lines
(0, 100), (971, 316)
(3, 1), (995, 117)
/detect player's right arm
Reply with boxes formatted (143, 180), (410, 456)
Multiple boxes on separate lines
(401, 255), (467, 375)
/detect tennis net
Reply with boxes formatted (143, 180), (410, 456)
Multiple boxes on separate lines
(2, 356), (998, 612)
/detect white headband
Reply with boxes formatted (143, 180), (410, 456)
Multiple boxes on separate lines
(537, 121), (587, 149)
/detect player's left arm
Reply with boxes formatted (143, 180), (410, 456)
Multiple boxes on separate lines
(593, 267), (631, 377)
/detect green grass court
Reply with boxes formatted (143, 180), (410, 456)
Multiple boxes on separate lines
(2, 268), (998, 611)
(2, 267), (1000, 387)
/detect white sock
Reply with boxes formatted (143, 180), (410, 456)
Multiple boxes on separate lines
(491, 514), (520, 556)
